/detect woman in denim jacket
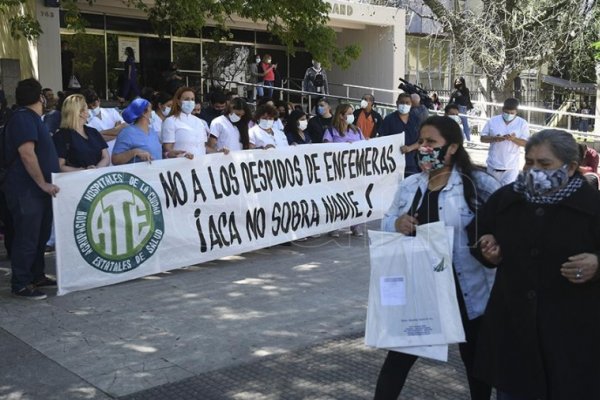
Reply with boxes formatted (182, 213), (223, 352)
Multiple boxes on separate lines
(374, 116), (500, 400)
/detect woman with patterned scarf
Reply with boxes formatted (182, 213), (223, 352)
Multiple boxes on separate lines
(474, 129), (600, 400)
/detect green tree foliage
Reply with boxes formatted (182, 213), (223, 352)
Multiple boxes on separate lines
(0, 0), (42, 39)
(2, 0), (360, 69)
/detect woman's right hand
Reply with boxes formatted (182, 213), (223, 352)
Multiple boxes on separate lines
(135, 150), (152, 162)
(479, 234), (502, 265)
(395, 214), (419, 235)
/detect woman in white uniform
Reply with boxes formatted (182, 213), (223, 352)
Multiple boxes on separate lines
(161, 87), (216, 158)
(248, 104), (289, 149)
(150, 91), (172, 141)
(209, 98), (252, 152)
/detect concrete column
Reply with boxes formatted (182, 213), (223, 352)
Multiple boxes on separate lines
(36, 0), (62, 92)
(329, 24), (405, 105)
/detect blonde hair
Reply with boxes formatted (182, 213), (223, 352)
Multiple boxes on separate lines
(60, 94), (87, 130)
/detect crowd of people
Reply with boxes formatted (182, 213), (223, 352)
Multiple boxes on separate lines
(1, 68), (600, 399)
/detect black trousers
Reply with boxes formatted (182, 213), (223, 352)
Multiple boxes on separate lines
(373, 289), (492, 400)
(0, 189), (14, 258)
(6, 190), (52, 291)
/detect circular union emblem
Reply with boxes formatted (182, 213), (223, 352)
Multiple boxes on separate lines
(74, 172), (164, 273)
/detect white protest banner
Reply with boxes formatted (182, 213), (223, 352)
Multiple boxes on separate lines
(53, 135), (405, 295)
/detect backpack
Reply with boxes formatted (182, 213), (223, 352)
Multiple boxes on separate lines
(313, 72), (324, 88)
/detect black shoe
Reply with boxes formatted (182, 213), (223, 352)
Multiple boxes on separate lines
(45, 246), (55, 253)
(33, 276), (57, 288)
(12, 286), (48, 300)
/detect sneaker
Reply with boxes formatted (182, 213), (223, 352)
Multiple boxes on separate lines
(329, 230), (340, 238)
(13, 285), (48, 300)
(351, 228), (364, 237)
(33, 276), (57, 288)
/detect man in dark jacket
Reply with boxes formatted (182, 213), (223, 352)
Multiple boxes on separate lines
(353, 94), (382, 139)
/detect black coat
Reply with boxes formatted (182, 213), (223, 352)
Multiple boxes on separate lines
(473, 182), (600, 399)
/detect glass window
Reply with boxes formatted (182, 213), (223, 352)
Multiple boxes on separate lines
(60, 33), (106, 98)
(106, 16), (154, 34)
(203, 42), (252, 94)
(406, 36), (419, 77)
(255, 31), (283, 46)
(60, 11), (104, 30)
(229, 29), (255, 43)
(106, 33), (122, 99)
(173, 42), (201, 71)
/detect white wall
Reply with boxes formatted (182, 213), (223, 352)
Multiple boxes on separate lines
(328, 24), (404, 105)
(36, 0), (62, 92)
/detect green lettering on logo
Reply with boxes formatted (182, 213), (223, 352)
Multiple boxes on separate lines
(75, 173), (165, 273)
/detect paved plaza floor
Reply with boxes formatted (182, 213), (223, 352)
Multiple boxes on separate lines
(1, 141), (500, 400)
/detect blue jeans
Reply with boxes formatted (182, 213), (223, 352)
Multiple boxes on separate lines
(253, 82), (264, 99)
(458, 105), (471, 141)
(263, 80), (274, 98)
(6, 190), (53, 291)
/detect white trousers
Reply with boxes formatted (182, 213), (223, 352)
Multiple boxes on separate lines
(487, 166), (519, 186)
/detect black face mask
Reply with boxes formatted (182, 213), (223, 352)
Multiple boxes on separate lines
(454, 83), (462, 89)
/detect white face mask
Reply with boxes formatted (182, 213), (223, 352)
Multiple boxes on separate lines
(259, 119), (274, 130)
(449, 115), (462, 125)
(360, 100), (369, 109)
(313, 62), (321, 70)
(397, 104), (411, 114)
(162, 106), (171, 116)
(181, 100), (195, 115)
(229, 112), (241, 123)
(346, 114), (355, 125)
(255, 58), (261, 64)
(298, 120), (308, 131)
(90, 107), (101, 117)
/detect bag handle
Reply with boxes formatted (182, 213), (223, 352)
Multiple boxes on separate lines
(408, 187), (422, 218)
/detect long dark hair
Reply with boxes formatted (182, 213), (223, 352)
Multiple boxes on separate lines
(284, 110), (306, 136)
(227, 98), (252, 150)
(420, 116), (483, 211)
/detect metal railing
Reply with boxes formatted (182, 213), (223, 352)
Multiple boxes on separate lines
(174, 74), (597, 138)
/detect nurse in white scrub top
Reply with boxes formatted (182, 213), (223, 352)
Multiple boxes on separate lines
(161, 87), (216, 159)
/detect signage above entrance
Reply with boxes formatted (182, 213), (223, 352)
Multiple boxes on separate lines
(326, 1), (354, 16)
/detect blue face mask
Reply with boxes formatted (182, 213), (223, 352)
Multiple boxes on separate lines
(181, 100), (195, 115)
(502, 112), (516, 122)
(318, 106), (326, 115)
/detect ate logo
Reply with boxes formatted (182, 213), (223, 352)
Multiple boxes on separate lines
(74, 173), (164, 273)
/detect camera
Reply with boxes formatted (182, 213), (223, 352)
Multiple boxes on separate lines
(398, 78), (434, 110)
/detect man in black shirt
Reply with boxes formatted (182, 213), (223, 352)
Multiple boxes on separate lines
(306, 98), (333, 143)
(3, 79), (60, 299)
(199, 90), (227, 126)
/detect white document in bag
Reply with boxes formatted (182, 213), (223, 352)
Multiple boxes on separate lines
(365, 221), (465, 360)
